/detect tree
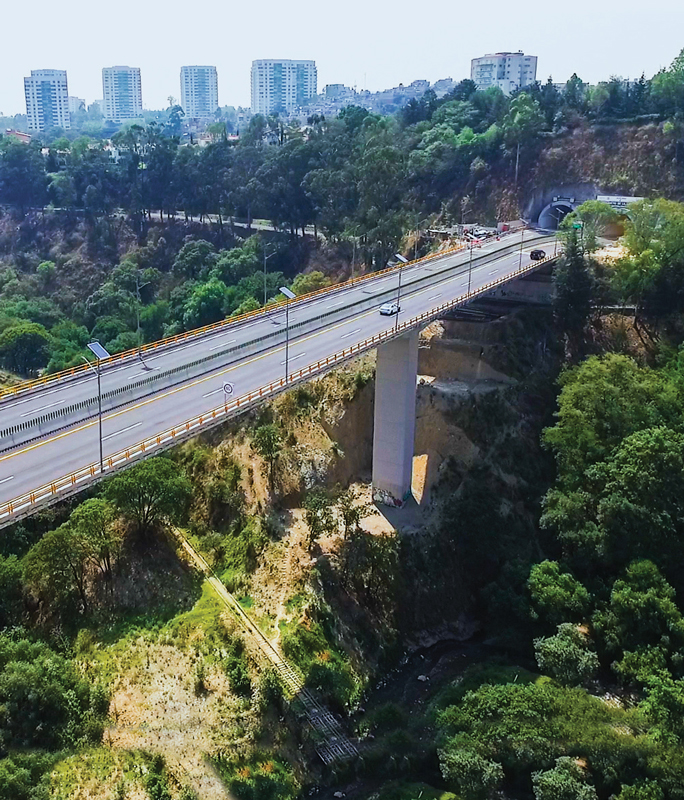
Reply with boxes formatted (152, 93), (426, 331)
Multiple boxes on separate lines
(303, 489), (336, 550)
(502, 92), (545, 185)
(534, 624), (599, 686)
(0, 322), (52, 375)
(563, 200), (618, 253)
(106, 458), (192, 535)
(532, 757), (598, 800)
(542, 355), (681, 488)
(0, 555), (23, 628)
(23, 523), (91, 613)
(553, 229), (594, 358)
(251, 424), (282, 494)
(291, 271), (330, 296)
(440, 747), (503, 800)
(595, 560), (684, 681)
(183, 278), (228, 329)
(70, 498), (121, 583)
(0, 140), (47, 212)
(528, 561), (591, 625)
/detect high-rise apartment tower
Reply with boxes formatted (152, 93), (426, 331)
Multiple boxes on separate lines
(102, 66), (143, 123)
(250, 59), (317, 115)
(180, 66), (219, 119)
(24, 69), (70, 131)
(470, 52), (537, 95)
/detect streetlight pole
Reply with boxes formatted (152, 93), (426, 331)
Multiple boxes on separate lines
(135, 273), (151, 358)
(518, 225), (525, 271)
(81, 355), (104, 474)
(394, 254), (408, 331)
(279, 287), (296, 383)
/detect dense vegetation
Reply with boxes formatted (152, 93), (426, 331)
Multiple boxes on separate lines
(4, 48), (684, 800)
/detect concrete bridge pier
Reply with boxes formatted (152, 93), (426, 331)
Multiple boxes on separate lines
(372, 329), (419, 506)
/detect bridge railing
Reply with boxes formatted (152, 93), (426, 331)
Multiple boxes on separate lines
(0, 249), (555, 528)
(1, 231), (541, 400)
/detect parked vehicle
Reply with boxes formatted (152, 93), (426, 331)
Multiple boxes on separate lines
(379, 302), (400, 316)
(530, 249), (546, 261)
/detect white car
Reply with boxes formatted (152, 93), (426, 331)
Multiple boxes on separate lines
(379, 301), (400, 316)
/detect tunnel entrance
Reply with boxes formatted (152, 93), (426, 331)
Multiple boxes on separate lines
(538, 201), (575, 230)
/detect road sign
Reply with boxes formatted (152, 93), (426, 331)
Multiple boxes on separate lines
(87, 342), (111, 360)
(280, 287), (296, 300)
(223, 382), (234, 396)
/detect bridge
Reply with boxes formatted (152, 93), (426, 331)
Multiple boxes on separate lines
(0, 230), (556, 526)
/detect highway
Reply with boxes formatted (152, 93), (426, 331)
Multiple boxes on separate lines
(0, 230), (553, 523)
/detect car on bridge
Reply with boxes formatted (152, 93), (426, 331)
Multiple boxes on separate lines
(379, 301), (401, 316)
(530, 249), (546, 261)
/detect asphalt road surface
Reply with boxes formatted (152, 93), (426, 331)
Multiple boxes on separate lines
(0, 231), (553, 508)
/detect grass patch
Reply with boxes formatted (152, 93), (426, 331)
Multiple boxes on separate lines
(214, 753), (300, 800)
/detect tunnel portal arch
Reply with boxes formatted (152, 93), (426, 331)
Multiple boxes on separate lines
(538, 200), (576, 230)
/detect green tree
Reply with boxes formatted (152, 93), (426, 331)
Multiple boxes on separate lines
(542, 355), (681, 488)
(528, 561), (591, 625)
(0, 555), (23, 628)
(534, 623), (599, 686)
(290, 270), (331, 296)
(303, 489), (336, 550)
(23, 523), (91, 613)
(502, 92), (545, 185)
(562, 200), (618, 253)
(439, 747), (503, 800)
(532, 757), (597, 800)
(70, 498), (121, 582)
(0, 322), (52, 375)
(183, 278), (228, 329)
(553, 229), (594, 358)
(595, 560), (684, 681)
(106, 458), (192, 535)
(251, 424), (282, 494)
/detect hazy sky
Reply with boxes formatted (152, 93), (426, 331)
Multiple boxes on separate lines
(1, 0), (683, 114)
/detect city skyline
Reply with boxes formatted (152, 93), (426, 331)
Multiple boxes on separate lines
(1, 0), (683, 115)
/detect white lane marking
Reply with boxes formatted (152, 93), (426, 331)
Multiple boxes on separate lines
(20, 400), (66, 417)
(210, 339), (236, 351)
(127, 370), (155, 381)
(341, 328), (361, 339)
(102, 422), (143, 441)
(202, 388), (224, 398)
(429, 294), (442, 301)
(0, 476), (14, 485)
(325, 300), (345, 309)
(280, 353), (306, 365)
(488, 269), (498, 275)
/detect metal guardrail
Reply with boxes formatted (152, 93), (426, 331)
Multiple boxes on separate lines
(0, 234), (548, 449)
(0, 251), (555, 528)
(0, 239), (475, 401)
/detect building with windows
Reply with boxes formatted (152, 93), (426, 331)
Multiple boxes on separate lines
(180, 66), (219, 119)
(470, 52), (537, 95)
(68, 96), (85, 116)
(251, 59), (317, 115)
(24, 69), (70, 131)
(102, 66), (143, 123)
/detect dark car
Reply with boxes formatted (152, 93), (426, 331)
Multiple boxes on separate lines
(530, 249), (546, 261)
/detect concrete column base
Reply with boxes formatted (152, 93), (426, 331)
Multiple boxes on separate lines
(372, 329), (419, 506)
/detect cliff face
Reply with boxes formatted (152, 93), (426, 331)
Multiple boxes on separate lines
(530, 121), (684, 200)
